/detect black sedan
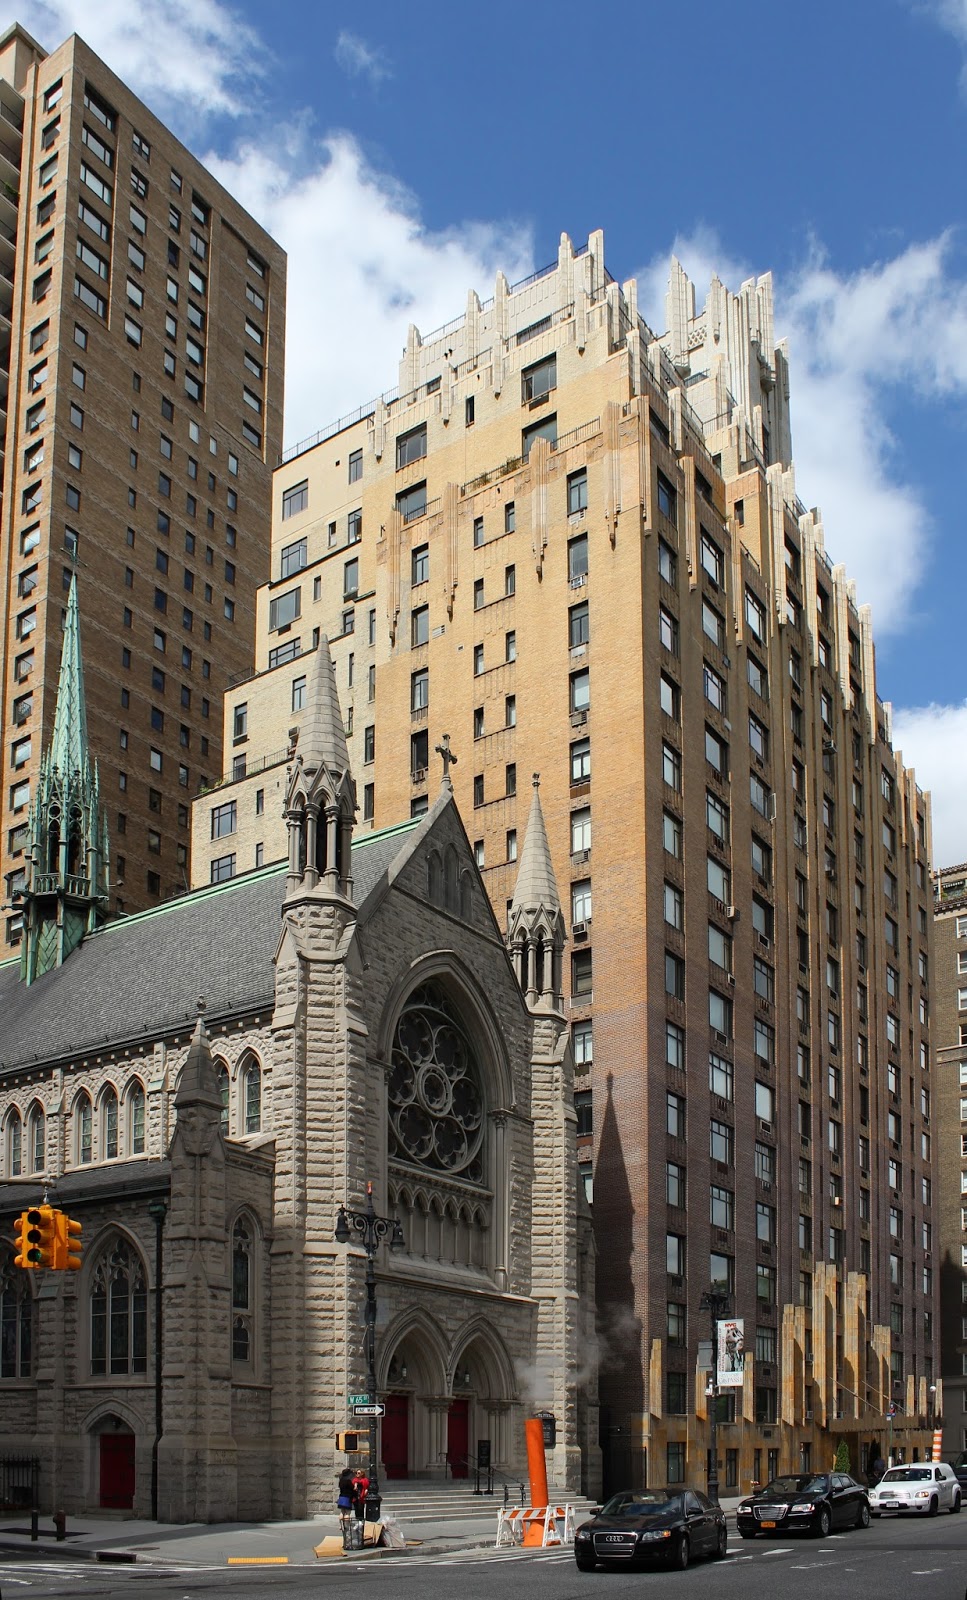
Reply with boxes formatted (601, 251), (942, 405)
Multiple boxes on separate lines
(574, 1488), (727, 1571)
(736, 1472), (870, 1539)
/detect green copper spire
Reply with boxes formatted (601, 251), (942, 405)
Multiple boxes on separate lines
(20, 574), (109, 984)
(49, 571), (90, 779)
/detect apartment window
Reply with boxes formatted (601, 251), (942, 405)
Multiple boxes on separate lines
(666, 1022), (686, 1070)
(659, 606), (679, 655)
(569, 669), (589, 714)
(568, 533), (588, 582)
(709, 1051), (733, 1100)
(572, 879), (592, 923)
(411, 605), (429, 648)
(708, 923), (732, 971)
(211, 854), (235, 885)
(397, 482), (427, 523)
(745, 588), (766, 640)
(411, 668), (429, 713)
(343, 558), (359, 599)
(700, 531), (724, 585)
(705, 727), (728, 776)
(269, 589), (301, 631)
(571, 809), (591, 854)
(506, 630), (517, 663)
(211, 800), (237, 840)
(569, 601), (590, 649)
(663, 809), (683, 859)
(396, 423), (427, 469)
(657, 472), (676, 523)
(663, 742), (682, 792)
(567, 468), (588, 515)
(572, 948), (593, 996)
(710, 1185), (734, 1230)
(710, 1120), (733, 1164)
(281, 479), (308, 520)
(666, 952), (685, 1001)
(666, 1232), (685, 1276)
(664, 881), (684, 931)
(658, 538), (677, 585)
(702, 600), (725, 648)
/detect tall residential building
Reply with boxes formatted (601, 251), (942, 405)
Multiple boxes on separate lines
(0, 23), (285, 944)
(931, 864), (967, 1454)
(194, 230), (936, 1489)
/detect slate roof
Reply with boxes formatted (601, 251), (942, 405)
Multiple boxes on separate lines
(0, 818), (421, 1076)
(0, 1158), (171, 1216)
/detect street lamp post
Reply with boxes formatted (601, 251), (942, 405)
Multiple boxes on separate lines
(699, 1289), (731, 1507)
(335, 1183), (404, 1523)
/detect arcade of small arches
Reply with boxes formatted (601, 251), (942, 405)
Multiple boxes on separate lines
(376, 1311), (520, 1480)
(0, 1050), (267, 1178)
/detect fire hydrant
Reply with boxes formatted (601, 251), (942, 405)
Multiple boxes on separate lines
(53, 1508), (66, 1541)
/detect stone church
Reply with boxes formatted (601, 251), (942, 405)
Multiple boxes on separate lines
(0, 580), (599, 1519)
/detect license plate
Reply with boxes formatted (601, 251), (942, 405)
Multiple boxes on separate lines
(883, 1501), (899, 1508)
(760, 1520), (776, 1528)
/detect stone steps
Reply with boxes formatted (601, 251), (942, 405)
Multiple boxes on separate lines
(378, 1480), (599, 1523)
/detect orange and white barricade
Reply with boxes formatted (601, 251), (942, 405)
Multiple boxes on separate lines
(495, 1504), (576, 1549)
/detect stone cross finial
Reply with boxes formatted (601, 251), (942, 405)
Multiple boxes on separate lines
(435, 734), (458, 790)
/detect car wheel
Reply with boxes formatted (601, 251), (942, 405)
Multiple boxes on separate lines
(951, 1493), (962, 1515)
(712, 1524), (728, 1558)
(673, 1534), (690, 1570)
(927, 1496), (939, 1517)
(815, 1506), (831, 1538)
(575, 1553), (596, 1571)
(855, 1501), (871, 1529)
(739, 1529), (757, 1540)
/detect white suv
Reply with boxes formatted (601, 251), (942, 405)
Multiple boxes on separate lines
(869, 1463), (962, 1517)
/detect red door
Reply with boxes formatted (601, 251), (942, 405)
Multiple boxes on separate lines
(447, 1398), (469, 1477)
(382, 1393), (409, 1480)
(99, 1432), (136, 1509)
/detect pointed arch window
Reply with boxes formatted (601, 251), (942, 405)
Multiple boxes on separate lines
(28, 1104), (45, 1173)
(76, 1092), (92, 1165)
(232, 1217), (252, 1363)
(103, 1086), (119, 1160)
(6, 1109), (22, 1177)
(215, 1062), (229, 1131)
(90, 1237), (147, 1375)
(0, 1256), (32, 1377)
(243, 1061), (261, 1134)
(128, 1082), (145, 1155)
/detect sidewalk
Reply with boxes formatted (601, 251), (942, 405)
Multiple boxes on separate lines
(0, 1497), (745, 1568)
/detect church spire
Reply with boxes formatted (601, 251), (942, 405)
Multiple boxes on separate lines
(283, 637), (356, 901)
(20, 574), (109, 983)
(507, 774), (565, 1012)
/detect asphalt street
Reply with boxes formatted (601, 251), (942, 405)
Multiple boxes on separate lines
(0, 1514), (965, 1599)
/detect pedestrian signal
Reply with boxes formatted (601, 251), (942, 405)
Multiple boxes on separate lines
(335, 1432), (361, 1452)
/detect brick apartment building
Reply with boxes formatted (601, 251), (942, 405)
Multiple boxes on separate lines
(0, 22), (285, 943)
(932, 864), (967, 1456)
(192, 230), (937, 1489)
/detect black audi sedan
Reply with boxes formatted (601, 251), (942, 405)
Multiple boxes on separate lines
(736, 1472), (870, 1539)
(574, 1488), (727, 1571)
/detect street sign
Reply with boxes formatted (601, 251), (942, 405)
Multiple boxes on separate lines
(352, 1403), (385, 1418)
(348, 1394), (369, 1406)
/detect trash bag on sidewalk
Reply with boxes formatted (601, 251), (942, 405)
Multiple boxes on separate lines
(379, 1515), (406, 1549)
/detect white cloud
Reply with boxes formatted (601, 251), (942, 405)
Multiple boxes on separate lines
(891, 701), (967, 866)
(334, 30), (391, 86)
(638, 230), (967, 637)
(8, 0), (263, 122)
(206, 130), (533, 447)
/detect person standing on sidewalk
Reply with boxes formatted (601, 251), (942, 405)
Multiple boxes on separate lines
(351, 1469), (370, 1524)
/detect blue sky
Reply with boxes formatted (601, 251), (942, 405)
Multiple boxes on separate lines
(10, 0), (967, 860)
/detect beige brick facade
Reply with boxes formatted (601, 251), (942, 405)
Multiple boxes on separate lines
(195, 230), (939, 1490)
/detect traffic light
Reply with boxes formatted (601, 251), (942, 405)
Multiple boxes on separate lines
(14, 1212), (32, 1269)
(16, 1205), (56, 1268)
(335, 1432), (361, 1452)
(53, 1211), (82, 1271)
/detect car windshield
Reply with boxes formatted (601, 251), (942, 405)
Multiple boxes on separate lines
(762, 1475), (828, 1496)
(601, 1491), (683, 1518)
(881, 1468), (931, 1482)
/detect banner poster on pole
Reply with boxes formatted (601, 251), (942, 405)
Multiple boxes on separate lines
(716, 1318), (745, 1389)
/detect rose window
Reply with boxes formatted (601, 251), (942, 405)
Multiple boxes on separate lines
(388, 984), (484, 1181)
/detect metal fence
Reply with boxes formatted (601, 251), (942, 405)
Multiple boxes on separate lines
(0, 1454), (38, 1511)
